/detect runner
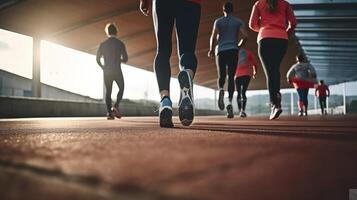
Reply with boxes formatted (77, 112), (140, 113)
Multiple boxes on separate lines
(96, 23), (128, 120)
(235, 45), (258, 118)
(208, 2), (248, 118)
(315, 80), (330, 115)
(287, 54), (317, 116)
(249, 0), (297, 120)
(140, 0), (201, 127)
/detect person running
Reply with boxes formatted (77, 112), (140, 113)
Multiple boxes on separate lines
(249, 0), (297, 120)
(208, 2), (248, 118)
(96, 23), (128, 120)
(235, 45), (258, 118)
(287, 54), (317, 116)
(315, 80), (330, 115)
(140, 0), (201, 127)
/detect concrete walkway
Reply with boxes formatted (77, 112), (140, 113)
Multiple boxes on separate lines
(0, 116), (356, 200)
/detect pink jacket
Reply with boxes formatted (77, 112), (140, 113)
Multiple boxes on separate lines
(249, 0), (297, 42)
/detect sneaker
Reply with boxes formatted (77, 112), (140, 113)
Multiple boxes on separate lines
(106, 112), (115, 120)
(227, 104), (234, 118)
(178, 70), (194, 126)
(298, 111), (303, 117)
(269, 105), (282, 120)
(112, 107), (122, 119)
(304, 111), (308, 116)
(240, 111), (247, 118)
(159, 97), (174, 128)
(218, 89), (225, 111)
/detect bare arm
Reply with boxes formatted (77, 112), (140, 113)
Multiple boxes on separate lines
(140, 0), (151, 16)
(238, 26), (248, 47)
(208, 27), (219, 58)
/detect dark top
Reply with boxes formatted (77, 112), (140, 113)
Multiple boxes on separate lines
(96, 37), (128, 72)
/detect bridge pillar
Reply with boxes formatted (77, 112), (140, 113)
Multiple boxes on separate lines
(32, 37), (41, 98)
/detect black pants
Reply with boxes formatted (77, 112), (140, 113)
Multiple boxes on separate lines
(297, 88), (309, 110)
(104, 70), (124, 113)
(217, 49), (239, 101)
(153, 0), (201, 92)
(235, 76), (251, 111)
(258, 38), (288, 106)
(319, 96), (327, 113)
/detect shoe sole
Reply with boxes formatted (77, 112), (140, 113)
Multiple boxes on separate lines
(178, 70), (194, 126)
(159, 108), (173, 128)
(270, 109), (283, 120)
(227, 105), (234, 118)
(218, 90), (225, 111)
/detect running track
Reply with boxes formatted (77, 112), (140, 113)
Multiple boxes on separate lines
(0, 116), (356, 200)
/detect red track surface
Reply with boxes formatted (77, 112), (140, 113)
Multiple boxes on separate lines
(0, 116), (356, 200)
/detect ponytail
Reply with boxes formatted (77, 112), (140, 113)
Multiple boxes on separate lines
(267, 0), (278, 12)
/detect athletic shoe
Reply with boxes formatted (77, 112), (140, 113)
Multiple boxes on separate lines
(159, 96), (174, 128)
(106, 112), (115, 120)
(112, 107), (122, 119)
(178, 70), (194, 126)
(304, 111), (308, 116)
(298, 111), (303, 117)
(240, 111), (247, 118)
(218, 89), (225, 111)
(269, 105), (282, 120)
(227, 104), (234, 118)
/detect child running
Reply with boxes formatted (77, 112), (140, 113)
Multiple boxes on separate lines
(235, 45), (258, 118)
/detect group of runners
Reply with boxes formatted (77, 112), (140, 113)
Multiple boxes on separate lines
(96, 0), (330, 127)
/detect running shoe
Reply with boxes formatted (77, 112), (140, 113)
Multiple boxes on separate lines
(106, 112), (115, 120)
(227, 104), (234, 118)
(240, 111), (247, 118)
(304, 111), (308, 116)
(269, 105), (282, 120)
(159, 96), (174, 128)
(112, 107), (122, 119)
(178, 70), (194, 126)
(298, 111), (303, 117)
(218, 89), (225, 111)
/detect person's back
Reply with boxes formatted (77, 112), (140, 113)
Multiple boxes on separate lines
(215, 15), (244, 53)
(98, 37), (127, 72)
(250, 0), (296, 42)
(316, 84), (329, 97)
(287, 62), (317, 89)
(236, 48), (257, 78)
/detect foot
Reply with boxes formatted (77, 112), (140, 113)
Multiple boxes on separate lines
(240, 111), (247, 118)
(298, 111), (303, 117)
(178, 70), (194, 126)
(112, 107), (122, 119)
(218, 89), (225, 111)
(304, 111), (308, 116)
(159, 96), (174, 128)
(226, 104), (234, 118)
(106, 112), (115, 120)
(269, 105), (282, 120)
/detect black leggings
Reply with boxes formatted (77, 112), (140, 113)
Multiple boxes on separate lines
(297, 88), (309, 110)
(258, 38), (288, 106)
(104, 71), (124, 113)
(217, 49), (239, 101)
(235, 76), (251, 111)
(153, 0), (201, 92)
(319, 96), (327, 113)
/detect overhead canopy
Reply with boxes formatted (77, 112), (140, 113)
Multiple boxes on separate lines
(0, 0), (356, 90)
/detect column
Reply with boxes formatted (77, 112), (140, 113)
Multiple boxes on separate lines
(343, 83), (347, 115)
(291, 91), (294, 115)
(32, 37), (41, 98)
